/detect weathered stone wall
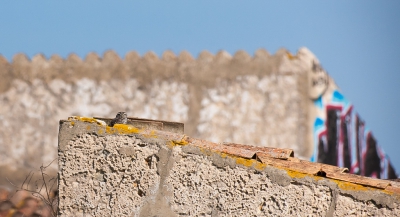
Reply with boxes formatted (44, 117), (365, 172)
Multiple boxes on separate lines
(58, 119), (400, 217)
(0, 48), (314, 178)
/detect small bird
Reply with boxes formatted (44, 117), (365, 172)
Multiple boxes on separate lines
(109, 112), (128, 127)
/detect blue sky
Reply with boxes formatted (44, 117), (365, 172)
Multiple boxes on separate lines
(1, 1), (399, 170)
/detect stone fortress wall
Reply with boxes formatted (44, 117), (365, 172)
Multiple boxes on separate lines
(0, 48), (312, 184)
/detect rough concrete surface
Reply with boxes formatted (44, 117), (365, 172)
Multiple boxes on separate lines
(58, 120), (400, 217)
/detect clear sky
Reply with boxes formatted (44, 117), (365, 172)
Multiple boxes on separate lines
(1, 1), (399, 170)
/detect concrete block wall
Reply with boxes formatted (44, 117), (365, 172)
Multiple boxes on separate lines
(58, 117), (400, 216)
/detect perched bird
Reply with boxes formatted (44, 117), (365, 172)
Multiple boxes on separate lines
(109, 112), (128, 127)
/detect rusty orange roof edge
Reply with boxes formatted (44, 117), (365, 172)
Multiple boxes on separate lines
(68, 116), (400, 196)
(182, 135), (400, 195)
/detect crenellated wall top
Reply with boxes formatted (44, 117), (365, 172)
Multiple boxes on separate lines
(0, 48), (318, 93)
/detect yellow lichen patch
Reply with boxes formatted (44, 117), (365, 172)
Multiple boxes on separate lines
(167, 141), (176, 149)
(143, 130), (158, 139)
(164, 136), (189, 148)
(69, 116), (106, 126)
(76, 116), (97, 123)
(105, 127), (117, 134)
(197, 148), (267, 171)
(70, 121), (75, 126)
(172, 138), (189, 146)
(167, 139), (189, 149)
(235, 157), (255, 167)
(81, 117), (97, 123)
(254, 163), (267, 171)
(282, 168), (325, 181)
(285, 168), (387, 194)
(214, 154), (263, 170)
(219, 152), (228, 158)
(233, 156), (267, 170)
(285, 170), (310, 179)
(332, 179), (371, 192)
(382, 190), (395, 196)
(107, 124), (141, 134)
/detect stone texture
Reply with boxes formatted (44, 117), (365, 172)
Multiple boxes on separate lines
(58, 120), (400, 217)
(334, 194), (400, 216)
(166, 152), (332, 216)
(59, 133), (161, 216)
(197, 74), (302, 154)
